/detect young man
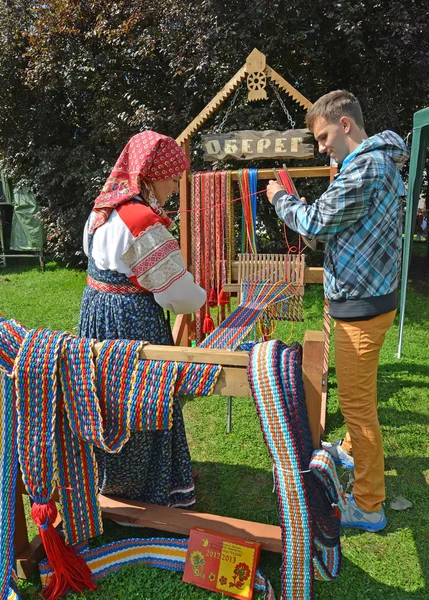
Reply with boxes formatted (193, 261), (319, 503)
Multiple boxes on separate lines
(266, 90), (409, 532)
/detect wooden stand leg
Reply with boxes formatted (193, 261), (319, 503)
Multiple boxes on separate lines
(302, 330), (324, 449)
(172, 314), (189, 346)
(227, 396), (232, 433)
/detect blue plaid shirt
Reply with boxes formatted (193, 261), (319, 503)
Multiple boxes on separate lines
(273, 131), (409, 303)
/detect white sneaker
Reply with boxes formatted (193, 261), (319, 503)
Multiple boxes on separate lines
(341, 494), (387, 532)
(321, 439), (354, 470)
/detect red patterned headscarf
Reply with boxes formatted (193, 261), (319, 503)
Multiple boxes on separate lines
(90, 131), (189, 232)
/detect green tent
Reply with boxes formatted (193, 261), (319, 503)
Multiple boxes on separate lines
(398, 106), (429, 358)
(0, 170), (44, 252)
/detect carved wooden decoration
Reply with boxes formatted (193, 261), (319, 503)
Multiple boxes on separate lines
(176, 48), (312, 145)
(246, 48), (267, 101)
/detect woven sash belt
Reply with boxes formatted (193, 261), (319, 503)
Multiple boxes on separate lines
(248, 340), (346, 600)
(86, 275), (144, 294)
(39, 538), (276, 600)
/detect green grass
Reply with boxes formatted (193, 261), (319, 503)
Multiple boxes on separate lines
(1, 257), (429, 599)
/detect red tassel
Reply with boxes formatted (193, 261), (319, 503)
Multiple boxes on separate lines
(31, 500), (96, 600)
(208, 288), (218, 307)
(203, 313), (215, 334)
(218, 289), (230, 306)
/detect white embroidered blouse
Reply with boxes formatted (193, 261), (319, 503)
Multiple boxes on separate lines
(83, 201), (206, 315)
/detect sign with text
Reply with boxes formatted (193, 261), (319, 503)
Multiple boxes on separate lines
(202, 129), (314, 161)
(183, 527), (261, 599)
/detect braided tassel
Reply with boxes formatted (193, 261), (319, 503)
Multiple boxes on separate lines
(31, 501), (96, 600)
(203, 312), (215, 334)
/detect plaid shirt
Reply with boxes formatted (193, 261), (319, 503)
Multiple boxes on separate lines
(273, 131), (409, 301)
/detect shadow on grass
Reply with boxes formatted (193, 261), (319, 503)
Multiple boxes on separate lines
(189, 459), (428, 599)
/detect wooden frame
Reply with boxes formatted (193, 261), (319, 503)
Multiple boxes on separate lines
(14, 332), (324, 577)
(174, 48), (336, 347)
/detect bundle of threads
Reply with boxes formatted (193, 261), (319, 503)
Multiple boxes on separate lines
(248, 340), (346, 599)
(238, 168), (258, 255)
(0, 318), (221, 600)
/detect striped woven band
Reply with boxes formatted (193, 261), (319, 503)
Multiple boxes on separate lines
(248, 340), (345, 599)
(0, 370), (18, 600)
(39, 537), (276, 600)
(87, 275), (144, 294)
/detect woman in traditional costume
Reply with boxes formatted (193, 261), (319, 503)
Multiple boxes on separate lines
(79, 131), (205, 507)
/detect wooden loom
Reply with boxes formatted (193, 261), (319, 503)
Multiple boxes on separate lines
(173, 47), (336, 346)
(13, 50), (332, 587)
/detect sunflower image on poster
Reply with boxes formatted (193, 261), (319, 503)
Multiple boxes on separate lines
(216, 542), (255, 598)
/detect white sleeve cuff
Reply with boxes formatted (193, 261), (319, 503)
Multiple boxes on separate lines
(154, 273), (206, 314)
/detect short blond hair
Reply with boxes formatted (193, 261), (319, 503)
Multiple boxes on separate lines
(306, 90), (365, 132)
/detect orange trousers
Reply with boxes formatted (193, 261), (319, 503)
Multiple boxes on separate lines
(334, 310), (396, 512)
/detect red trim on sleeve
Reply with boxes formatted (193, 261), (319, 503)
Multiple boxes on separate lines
(116, 200), (164, 238)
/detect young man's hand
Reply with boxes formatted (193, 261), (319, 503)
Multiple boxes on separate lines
(266, 180), (307, 204)
(266, 180), (284, 204)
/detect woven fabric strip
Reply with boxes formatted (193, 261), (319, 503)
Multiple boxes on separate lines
(192, 173), (203, 344)
(86, 275), (143, 294)
(201, 280), (296, 350)
(248, 341), (313, 599)
(208, 172), (216, 292)
(248, 340), (344, 599)
(39, 537), (276, 600)
(14, 329), (70, 505)
(225, 170), (235, 284)
(0, 320), (27, 373)
(220, 171), (227, 291)
(95, 340), (143, 450)
(55, 399), (102, 544)
(175, 362), (222, 397)
(6, 584), (20, 600)
(0, 370), (19, 600)
(129, 359), (177, 431)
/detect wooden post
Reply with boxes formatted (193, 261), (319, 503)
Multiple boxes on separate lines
(301, 330), (324, 448)
(178, 138), (191, 346)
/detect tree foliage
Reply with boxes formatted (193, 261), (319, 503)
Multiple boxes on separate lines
(0, 0), (428, 265)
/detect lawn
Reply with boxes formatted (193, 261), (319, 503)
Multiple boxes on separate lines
(1, 256), (428, 600)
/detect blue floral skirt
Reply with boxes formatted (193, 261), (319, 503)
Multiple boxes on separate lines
(78, 287), (195, 507)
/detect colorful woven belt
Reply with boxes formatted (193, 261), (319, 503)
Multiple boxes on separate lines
(248, 340), (345, 599)
(0, 369), (18, 600)
(39, 537), (276, 600)
(86, 275), (144, 294)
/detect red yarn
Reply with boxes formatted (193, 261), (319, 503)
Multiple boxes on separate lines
(207, 288), (218, 307)
(203, 313), (215, 334)
(31, 500), (96, 600)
